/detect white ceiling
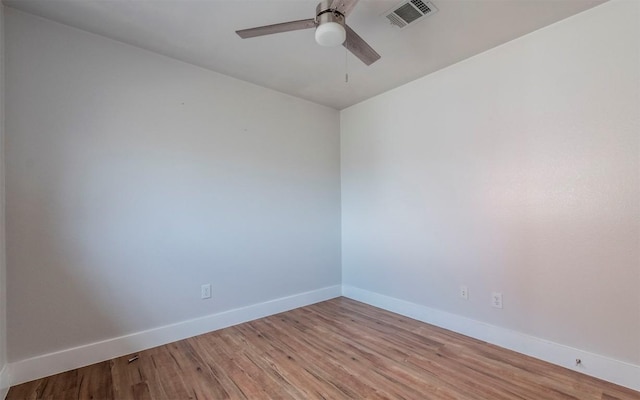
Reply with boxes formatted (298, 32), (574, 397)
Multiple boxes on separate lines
(3, 0), (606, 110)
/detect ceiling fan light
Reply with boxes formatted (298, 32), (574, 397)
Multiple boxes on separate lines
(315, 22), (346, 47)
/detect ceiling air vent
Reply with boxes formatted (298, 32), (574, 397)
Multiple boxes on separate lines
(384, 0), (438, 30)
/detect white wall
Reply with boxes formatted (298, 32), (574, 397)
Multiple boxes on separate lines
(342, 0), (640, 367)
(0, 4), (9, 399)
(3, 0), (639, 391)
(5, 9), (341, 363)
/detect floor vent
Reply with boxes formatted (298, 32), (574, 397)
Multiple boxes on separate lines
(384, 0), (438, 30)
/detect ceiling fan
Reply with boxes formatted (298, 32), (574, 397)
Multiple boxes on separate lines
(236, 0), (381, 66)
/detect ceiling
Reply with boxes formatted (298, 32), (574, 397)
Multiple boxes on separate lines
(3, 0), (606, 110)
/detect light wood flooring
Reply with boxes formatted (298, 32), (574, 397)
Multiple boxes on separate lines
(7, 297), (640, 399)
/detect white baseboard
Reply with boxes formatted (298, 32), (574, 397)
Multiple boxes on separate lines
(0, 363), (10, 400)
(8, 285), (342, 387)
(8, 284), (639, 393)
(342, 285), (640, 392)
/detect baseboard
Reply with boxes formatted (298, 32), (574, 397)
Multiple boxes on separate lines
(8, 284), (342, 387)
(342, 285), (640, 392)
(0, 363), (10, 400)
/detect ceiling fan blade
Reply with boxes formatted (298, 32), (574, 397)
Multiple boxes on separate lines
(236, 18), (316, 39)
(343, 24), (381, 66)
(330, 0), (360, 17)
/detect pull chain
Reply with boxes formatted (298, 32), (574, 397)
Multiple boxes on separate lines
(345, 47), (349, 83)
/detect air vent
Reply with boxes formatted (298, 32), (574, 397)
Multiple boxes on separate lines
(383, 0), (438, 30)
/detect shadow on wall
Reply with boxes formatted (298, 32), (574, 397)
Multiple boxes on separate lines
(7, 117), (340, 363)
(5, 6), (341, 366)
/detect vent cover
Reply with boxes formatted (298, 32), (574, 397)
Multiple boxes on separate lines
(384, 0), (438, 30)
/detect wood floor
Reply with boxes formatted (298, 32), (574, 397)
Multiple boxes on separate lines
(7, 297), (640, 400)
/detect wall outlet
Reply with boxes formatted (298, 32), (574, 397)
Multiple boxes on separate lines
(201, 284), (212, 299)
(460, 285), (469, 300)
(491, 292), (503, 309)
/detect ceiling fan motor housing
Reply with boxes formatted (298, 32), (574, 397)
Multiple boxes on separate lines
(315, 1), (346, 46)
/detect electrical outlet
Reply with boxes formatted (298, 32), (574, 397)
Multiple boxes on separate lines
(491, 292), (503, 309)
(460, 285), (469, 300)
(201, 284), (211, 299)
